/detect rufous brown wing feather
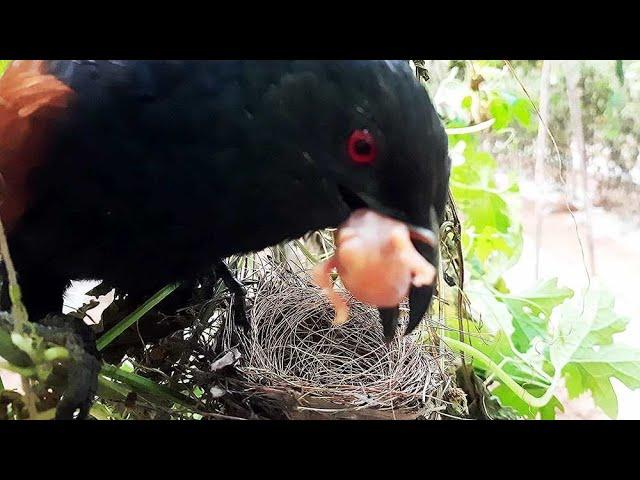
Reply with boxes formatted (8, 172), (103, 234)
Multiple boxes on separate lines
(0, 60), (74, 232)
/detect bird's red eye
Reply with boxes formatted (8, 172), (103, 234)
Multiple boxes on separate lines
(347, 129), (377, 164)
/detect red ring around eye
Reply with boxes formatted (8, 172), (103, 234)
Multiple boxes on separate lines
(347, 129), (377, 164)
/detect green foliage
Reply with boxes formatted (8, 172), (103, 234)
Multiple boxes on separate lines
(491, 383), (564, 420)
(434, 63), (640, 418)
(447, 120), (524, 286)
(0, 60), (9, 76)
(551, 288), (640, 418)
(501, 278), (574, 352)
(616, 60), (625, 85)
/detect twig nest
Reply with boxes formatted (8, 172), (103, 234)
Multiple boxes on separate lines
(220, 264), (454, 419)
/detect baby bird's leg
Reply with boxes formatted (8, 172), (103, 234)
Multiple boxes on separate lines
(408, 249), (437, 287)
(389, 227), (437, 287)
(312, 256), (350, 325)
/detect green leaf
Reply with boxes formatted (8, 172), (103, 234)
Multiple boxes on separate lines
(550, 286), (629, 371)
(466, 150), (498, 186)
(500, 278), (574, 352)
(510, 313), (547, 353)
(451, 183), (511, 233)
(473, 226), (514, 264)
(538, 393), (564, 420)
(492, 383), (563, 419)
(565, 344), (640, 418)
(550, 285), (639, 418)
(513, 278), (574, 316)
(489, 98), (511, 130)
(512, 98), (533, 128)
(582, 292), (629, 347)
(563, 363), (619, 418)
(572, 344), (640, 390)
(466, 280), (514, 337)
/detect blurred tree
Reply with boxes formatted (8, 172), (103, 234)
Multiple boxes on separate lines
(534, 60), (552, 280)
(564, 60), (595, 275)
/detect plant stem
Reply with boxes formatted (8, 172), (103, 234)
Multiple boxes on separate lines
(444, 337), (561, 409)
(100, 363), (196, 409)
(0, 219), (28, 328)
(96, 283), (180, 351)
(98, 374), (131, 399)
(0, 362), (36, 377)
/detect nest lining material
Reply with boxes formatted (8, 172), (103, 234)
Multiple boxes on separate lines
(220, 264), (455, 419)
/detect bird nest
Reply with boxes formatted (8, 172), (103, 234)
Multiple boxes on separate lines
(218, 264), (457, 420)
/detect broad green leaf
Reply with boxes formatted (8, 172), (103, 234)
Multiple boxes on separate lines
(510, 312), (548, 353)
(500, 279), (574, 352)
(550, 289), (600, 372)
(563, 363), (619, 418)
(551, 286), (629, 371)
(511, 278), (574, 316)
(564, 344), (640, 418)
(450, 182), (511, 233)
(473, 226), (512, 263)
(550, 286), (638, 418)
(539, 394), (564, 420)
(570, 345), (640, 391)
(581, 292), (629, 347)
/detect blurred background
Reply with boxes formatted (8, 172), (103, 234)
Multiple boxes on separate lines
(422, 60), (640, 419)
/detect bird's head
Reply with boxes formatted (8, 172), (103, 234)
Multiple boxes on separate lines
(243, 60), (451, 338)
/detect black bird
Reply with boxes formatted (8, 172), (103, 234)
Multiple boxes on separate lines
(0, 60), (450, 416)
